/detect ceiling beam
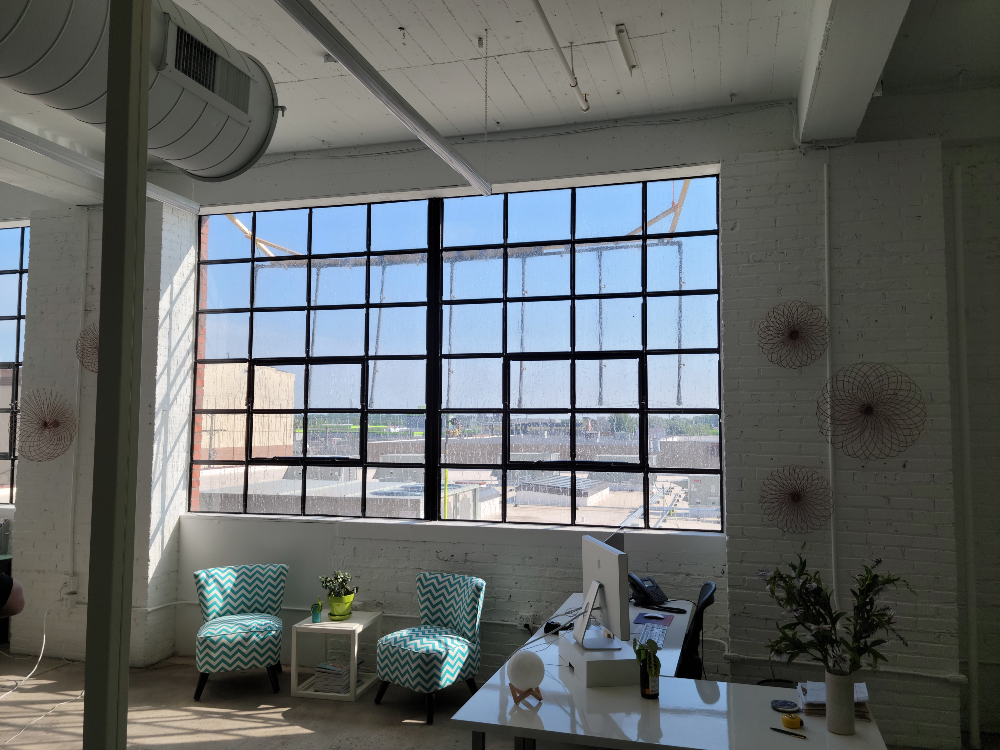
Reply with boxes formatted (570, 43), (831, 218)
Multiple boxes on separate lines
(797, 0), (911, 143)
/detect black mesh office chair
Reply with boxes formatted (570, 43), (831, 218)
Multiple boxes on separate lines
(674, 581), (716, 680)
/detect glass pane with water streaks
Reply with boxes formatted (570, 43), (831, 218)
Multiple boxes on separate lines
(305, 465), (363, 517)
(648, 353), (719, 409)
(647, 295), (718, 350)
(575, 241), (641, 295)
(649, 414), (720, 470)
(506, 469), (571, 525)
(254, 259), (307, 308)
(442, 248), (503, 300)
(309, 364), (362, 409)
(367, 360), (426, 409)
(508, 190), (570, 243)
(200, 313), (249, 359)
(253, 311), (306, 358)
(647, 177), (717, 233)
(312, 205), (367, 256)
(575, 359), (638, 408)
(507, 301), (570, 353)
(443, 195), (503, 247)
(255, 209), (308, 257)
(370, 253), (427, 303)
(192, 413), (245, 461)
(509, 414), (571, 462)
(0, 275), (19, 316)
(191, 463), (245, 513)
(647, 235), (718, 291)
(442, 303), (502, 354)
(576, 183), (642, 239)
(307, 413), (361, 458)
(442, 358), (502, 409)
(368, 307), (425, 355)
(575, 298), (641, 351)
(506, 245), (570, 297)
(440, 414), (502, 465)
(0, 229), (20, 270)
(311, 258), (366, 306)
(203, 214), (252, 260)
(366, 466), (424, 519)
(509, 360), (569, 409)
(575, 470), (644, 528)
(371, 200), (428, 251)
(195, 363), (247, 410)
(440, 468), (502, 521)
(575, 414), (640, 463)
(649, 472), (721, 530)
(252, 412), (303, 458)
(247, 463), (303, 514)
(367, 413), (425, 464)
(253, 364), (304, 410)
(311, 309), (366, 356)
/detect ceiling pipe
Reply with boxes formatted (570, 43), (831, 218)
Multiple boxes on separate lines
(273, 0), (491, 196)
(529, 0), (589, 112)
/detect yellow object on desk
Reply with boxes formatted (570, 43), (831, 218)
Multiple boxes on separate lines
(782, 713), (803, 729)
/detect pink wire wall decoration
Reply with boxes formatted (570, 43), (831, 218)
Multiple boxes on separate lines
(18, 390), (77, 462)
(760, 465), (833, 534)
(758, 300), (830, 369)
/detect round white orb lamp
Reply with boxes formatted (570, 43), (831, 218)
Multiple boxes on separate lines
(507, 649), (544, 705)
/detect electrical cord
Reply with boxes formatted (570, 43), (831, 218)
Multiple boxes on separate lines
(0, 691), (84, 747)
(0, 598), (62, 701)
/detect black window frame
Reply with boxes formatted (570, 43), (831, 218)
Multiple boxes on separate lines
(0, 226), (28, 504)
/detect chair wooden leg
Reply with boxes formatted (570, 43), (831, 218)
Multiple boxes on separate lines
(426, 691), (435, 725)
(275, 662), (283, 674)
(266, 664), (280, 693)
(194, 672), (209, 701)
(466, 677), (478, 695)
(374, 679), (389, 705)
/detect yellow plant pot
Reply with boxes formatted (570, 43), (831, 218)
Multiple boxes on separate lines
(328, 593), (355, 621)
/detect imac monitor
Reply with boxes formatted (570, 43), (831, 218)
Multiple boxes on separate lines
(581, 535), (630, 641)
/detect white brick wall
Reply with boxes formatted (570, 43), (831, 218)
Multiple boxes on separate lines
(721, 141), (960, 748)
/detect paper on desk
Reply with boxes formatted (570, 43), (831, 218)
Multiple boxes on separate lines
(801, 681), (869, 704)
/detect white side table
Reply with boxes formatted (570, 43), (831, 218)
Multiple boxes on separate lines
(290, 611), (383, 701)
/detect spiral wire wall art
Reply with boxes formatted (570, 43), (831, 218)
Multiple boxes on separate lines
(758, 300), (830, 368)
(17, 389), (77, 462)
(76, 323), (99, 373)
(817, 362), (926, 460)
(760, 465), (833, 533)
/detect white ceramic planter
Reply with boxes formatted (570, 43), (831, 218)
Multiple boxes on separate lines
(825, 671), (856, 735)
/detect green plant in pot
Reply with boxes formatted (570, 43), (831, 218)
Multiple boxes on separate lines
(763, 554), (908, 736)
(632, 638), (661, 699)
(320, 571), (358, 621)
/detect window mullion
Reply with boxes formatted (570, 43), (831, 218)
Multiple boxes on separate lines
(425, 199), (443, 521)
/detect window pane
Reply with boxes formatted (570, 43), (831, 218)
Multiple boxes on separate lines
(506, 469), (571, 524)
(254, 364), (303, 409)
(443, 303), (501, 354)
(196, 363), (247, 410)
(441, 414), (502, 464)
(247, 464), (302, 514)
(0, 275), (18, 316)
(311, 258), (366, 305)
(371, 200), (428, 251)
(649, 472), (721, 530)
(649, 415), (720, 469)
(200, 263), (249, 310)
(0, 229), (19, 270)
(252, 412), (302, 457)
(19, 273), (26, 312)
(255, 209), (307, 257)
(370, 253), (427, 303)
(507, 245), (570, 297)
(509, 413), (570, 460)
(576, 414), (639, 462)
(368, 413), (425, 463)
(368, 307), (425, 355)
(507, 301), (570, 353)
(442, 358), (501, 408)
(253, 311), (305, 358)
(575, 471), (644, 528)
(366, 466), (424, 518)
(21, 229), (29, 267)
(647, 177), (717, 233)
(307, 413), (361, 458)
(17, 320), (24, 361)
(575, 359), (638, 408)
(254, 259), (307, 308)
(509, 190), (570, 243)
(576, 183), (641, 239)
(200, 313), (249, 359)
(0, 410), (9, 458)
(647, 295), (718, 349)
(648, 353), (719, 408)
(312, 204), (367, 255)
(192, 413), (245, 461)
(368, 360), (425, 408)
(191, 463), (245, 512)
(203, 214), (252, 260)
(647, 235), (718, 291)
(510, 360), (569, 408)
(441, 468), (502, 521)
(442, 248), (503, 300)
(309, 364), (361, 409)
(0, 366), (12, 406)
(444, 195), (503, 247)
(312, 309), (365, 356)
(575, 241), (641, 294)
(575, 298), (641, 351)
(305, 465), (363, 516)
(0, 320), (14, 362)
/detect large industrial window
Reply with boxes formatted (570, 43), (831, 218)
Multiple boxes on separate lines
(0, 226), (28, 504)
(191, 176), (721, 530)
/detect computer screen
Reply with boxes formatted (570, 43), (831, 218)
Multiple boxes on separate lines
(581, 535), (630, 641)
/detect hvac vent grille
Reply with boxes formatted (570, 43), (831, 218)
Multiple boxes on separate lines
(175, 27), (250, 114)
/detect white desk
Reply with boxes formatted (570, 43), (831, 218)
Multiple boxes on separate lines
(290, 611), (382, 701)
(451, 595), (887, 750)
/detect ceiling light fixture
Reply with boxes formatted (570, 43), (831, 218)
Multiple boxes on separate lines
(616, 24), (638, 75)
(274, 0), (491, 195)
(530, 0), (589, 112)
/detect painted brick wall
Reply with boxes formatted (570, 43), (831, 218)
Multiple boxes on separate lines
(721, 141), (961, 748)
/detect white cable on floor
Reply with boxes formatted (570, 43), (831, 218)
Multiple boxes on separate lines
(0, 599), (61, 701)
(0, 690), (84, 747)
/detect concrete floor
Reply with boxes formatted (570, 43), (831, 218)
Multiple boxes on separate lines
(1, 652), (586, 749)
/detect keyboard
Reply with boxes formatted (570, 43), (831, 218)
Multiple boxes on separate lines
(638, 623), (668, 649)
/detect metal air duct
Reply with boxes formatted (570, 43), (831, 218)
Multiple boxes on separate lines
(0, 0), (279, 181)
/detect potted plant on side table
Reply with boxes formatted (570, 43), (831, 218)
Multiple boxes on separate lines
(632, 637), (661, 699)
(763, 554), (909, 735)
(320, 571), (358, 621)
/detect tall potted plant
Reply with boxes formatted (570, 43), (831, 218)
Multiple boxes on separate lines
(320, 571), (358, 621)
(632, 638), (661, 699)
(763, 555), (908, 735)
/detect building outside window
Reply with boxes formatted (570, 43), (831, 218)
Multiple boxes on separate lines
(0, 226), (28, 504)
(191, 176), (721, 530)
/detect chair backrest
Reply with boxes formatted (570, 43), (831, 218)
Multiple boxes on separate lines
(675, 581), (716, 679)
(193, 564), (288, 622)
(416, 572), (485, 642)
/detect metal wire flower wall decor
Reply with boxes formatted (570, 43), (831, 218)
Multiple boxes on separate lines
(18, 390), (77, 462)
(76, 323), (99, 373)
(817, 362), (926, 460)
(758, 300), (830, 368)
(760, 465), (833, 534)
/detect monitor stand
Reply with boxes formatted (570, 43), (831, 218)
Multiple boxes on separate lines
(569, 624), (623, 651)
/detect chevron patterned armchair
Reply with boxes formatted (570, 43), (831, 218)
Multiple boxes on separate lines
(192, 563), (288, 701)
(374, 572), (485, 724)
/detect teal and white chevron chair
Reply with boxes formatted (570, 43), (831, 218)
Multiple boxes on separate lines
(374, 572), (485, 724)
(192, 563), (288, 701)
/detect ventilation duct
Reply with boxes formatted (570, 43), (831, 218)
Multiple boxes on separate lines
(0, 0), (279, 182)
